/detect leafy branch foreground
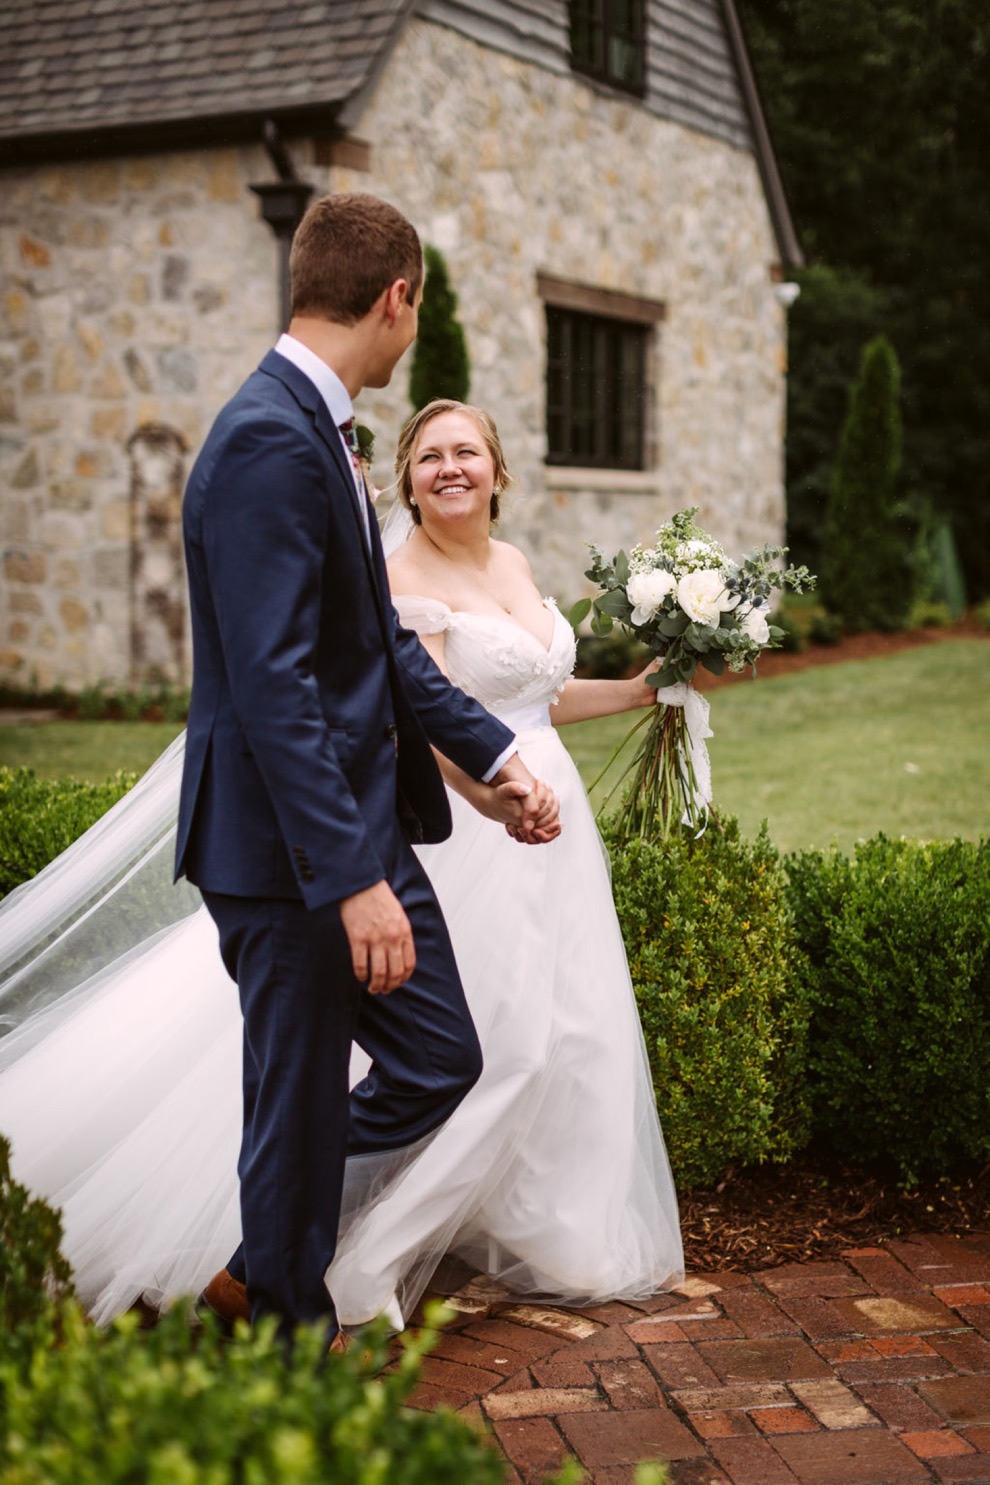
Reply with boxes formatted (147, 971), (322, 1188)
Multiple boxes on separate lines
(0, 1141), (666, 1484)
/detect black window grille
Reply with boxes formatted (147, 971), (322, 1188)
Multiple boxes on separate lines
(546, 306), (648, 469)
(569, 0), (646, 95)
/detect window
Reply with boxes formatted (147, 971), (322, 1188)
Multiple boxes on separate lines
(540, 276), (664, 472)
(569, 0), (646, 95)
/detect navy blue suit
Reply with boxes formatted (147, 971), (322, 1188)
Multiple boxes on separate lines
(175, 349), (513, 1330)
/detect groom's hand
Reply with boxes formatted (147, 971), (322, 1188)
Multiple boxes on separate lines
(491, 757), (561, 844)
(339, 881), (416, 995)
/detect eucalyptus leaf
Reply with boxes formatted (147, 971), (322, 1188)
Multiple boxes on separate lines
(567, 597), (592, 627)
(614, 550), (631, 586)
(598, 589), (632, 619)
(590, 612), (614, 637)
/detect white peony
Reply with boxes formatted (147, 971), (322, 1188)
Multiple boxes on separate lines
(677, 568), (735, 626)
(738, 604), (771, 645)
(627, 568), (677, 624)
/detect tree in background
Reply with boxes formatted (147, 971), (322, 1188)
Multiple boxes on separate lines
(408, 244), (470, 410)
(739, 0), (990, 598)
(821, 335), (914, 632)
(783, 265), (891, 576)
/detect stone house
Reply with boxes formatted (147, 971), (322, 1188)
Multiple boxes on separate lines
(0, 0), (800, 691)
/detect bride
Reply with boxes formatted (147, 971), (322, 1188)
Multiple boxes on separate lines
(0, 400), (683, 1328)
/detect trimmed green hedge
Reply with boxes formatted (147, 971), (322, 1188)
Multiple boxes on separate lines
(786, 835), (990, 1180)
(0, 767), (136, 900)
(606, 818), (811, 1189)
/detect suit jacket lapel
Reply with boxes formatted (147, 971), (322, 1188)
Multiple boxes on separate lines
(259, 350), (386, 604)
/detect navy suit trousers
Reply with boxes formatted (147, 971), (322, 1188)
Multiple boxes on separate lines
(202, 835), (482, 1332)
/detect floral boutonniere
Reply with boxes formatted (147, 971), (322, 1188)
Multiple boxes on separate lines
(355, 423), (375, 468)
(354, 423), (381, 503)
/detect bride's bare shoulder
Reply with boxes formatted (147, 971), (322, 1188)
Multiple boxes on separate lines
(492, 538), (534, 577)
(386, 536), (447, 602)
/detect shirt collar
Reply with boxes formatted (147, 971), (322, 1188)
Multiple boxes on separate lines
(274, 333), (353, 428)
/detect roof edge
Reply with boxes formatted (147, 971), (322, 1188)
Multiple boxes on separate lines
(337, 0), (418, 131)
(0, 103), (344, 171)
(717, 0), (803, 270)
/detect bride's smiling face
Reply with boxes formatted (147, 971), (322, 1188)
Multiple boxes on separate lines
(410, 411), (496, 529)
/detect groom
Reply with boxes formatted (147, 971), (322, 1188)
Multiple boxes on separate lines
(175, 193), (558, 1343)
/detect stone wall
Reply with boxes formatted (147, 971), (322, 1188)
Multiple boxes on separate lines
(0, 15), (787, 690)
(0, 148), (278, 690)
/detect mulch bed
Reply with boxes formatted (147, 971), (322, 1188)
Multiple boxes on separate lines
(679, 1154), (990, 1273)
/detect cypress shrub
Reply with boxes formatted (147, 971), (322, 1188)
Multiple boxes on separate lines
(786, 835), (990, 1180)
(820, 334), (915, 631)
(607, 818), (811, 1188)
(408, 245), (470, 410)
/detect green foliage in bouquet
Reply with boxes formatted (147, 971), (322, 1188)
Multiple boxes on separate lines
(0, 1136), (74, 1378)
(583, 509), (814, 687)
(582, 510), (814, 841)
(0, 767), (136, 900)
(606, 818), (811, 1189)
(408, 244), (470, 411)
(820, 334), (916, 632)
(786, 835), (990, 1180)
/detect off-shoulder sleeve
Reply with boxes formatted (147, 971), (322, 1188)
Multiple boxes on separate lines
(391, 594), (453, 637)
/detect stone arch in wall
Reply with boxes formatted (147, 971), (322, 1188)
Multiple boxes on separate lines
(126, 423), (188, 686)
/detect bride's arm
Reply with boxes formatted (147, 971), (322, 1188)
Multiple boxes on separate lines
(550, 665), (659, 727)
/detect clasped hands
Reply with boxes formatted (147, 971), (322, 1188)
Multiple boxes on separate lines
(486, 755), (561, 846)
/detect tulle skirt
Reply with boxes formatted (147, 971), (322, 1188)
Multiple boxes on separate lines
(0, 726), (682, 1325)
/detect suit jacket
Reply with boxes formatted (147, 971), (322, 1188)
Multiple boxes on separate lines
(175, 349), (514, 910)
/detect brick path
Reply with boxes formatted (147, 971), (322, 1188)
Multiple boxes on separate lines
(409, 1232), (990, 1484)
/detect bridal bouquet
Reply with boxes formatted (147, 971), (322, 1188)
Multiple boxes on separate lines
(579, 508), (815, 841)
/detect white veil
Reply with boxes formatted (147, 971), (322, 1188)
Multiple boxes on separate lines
(378, 495), (415, 559)
(0, 496), (415, 1059)
(0, 735), (199, 1065)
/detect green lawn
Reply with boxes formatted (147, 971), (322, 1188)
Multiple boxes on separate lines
(564, 637), (990, 853)
(0, 720), (183, 780)
(1, 638), (987, 854)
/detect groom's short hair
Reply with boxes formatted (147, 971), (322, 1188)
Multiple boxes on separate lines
(289, 193), (423, 324)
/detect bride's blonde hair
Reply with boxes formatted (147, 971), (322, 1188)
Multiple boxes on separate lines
(394, 399), (513, 526)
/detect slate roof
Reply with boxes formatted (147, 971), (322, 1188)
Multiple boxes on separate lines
(0, 0), (411, 160)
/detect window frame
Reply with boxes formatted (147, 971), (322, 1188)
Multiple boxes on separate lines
(568, 0), (647, 98)
(539, 274), (665, 474)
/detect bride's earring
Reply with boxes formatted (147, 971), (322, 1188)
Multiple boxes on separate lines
(409, 496), (417, 507)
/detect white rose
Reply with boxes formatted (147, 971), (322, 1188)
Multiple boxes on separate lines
(738, 605), (771, 645)
(677, 568), (733, 626)
(627, 568), (677, 625)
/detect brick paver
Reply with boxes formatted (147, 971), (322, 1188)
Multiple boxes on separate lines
(404, 1231), (990, 1482)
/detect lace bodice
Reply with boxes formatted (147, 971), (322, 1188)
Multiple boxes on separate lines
(393, 596), (576, 717)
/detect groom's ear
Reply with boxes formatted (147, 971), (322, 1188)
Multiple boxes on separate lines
(382, 277), (412, 325)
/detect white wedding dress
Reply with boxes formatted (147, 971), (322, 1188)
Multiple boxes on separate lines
(0, 596), (683, 1326)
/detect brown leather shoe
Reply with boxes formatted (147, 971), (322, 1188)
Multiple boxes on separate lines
(200, 1267), (250, 1328)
